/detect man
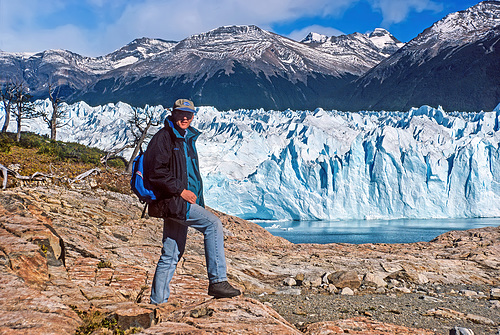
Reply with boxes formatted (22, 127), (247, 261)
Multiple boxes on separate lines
(144, 99), (241, 305)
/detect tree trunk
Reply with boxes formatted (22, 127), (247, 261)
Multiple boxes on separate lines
(51, 120), (56, 140)
(16, 117), (21, 142)
(125, 122), (152, 173)
(1, 104), (10, 133)
(51, 101), (57, 140)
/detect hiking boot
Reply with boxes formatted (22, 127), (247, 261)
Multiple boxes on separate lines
(208, 281), (241, 298)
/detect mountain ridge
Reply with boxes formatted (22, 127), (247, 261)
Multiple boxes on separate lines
(0, 1), (499, 111)
(340, 0), (500, 112)
(0, 25), (402, 110)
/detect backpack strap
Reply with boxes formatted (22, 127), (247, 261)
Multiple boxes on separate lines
(141, 203), (148, 219)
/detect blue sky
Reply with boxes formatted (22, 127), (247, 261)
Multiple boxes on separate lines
(0, 0), (481, 56)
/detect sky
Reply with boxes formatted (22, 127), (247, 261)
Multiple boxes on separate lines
(0, 0), (482, 57)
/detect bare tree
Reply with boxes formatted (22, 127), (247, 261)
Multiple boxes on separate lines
(100, 143), (133, 168)
(12, 82), (39, 142)
(125, 105), (162, 173)
(40, 83), (66, 140)
(1, 82), (16, 133)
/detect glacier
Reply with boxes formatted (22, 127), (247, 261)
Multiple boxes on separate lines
(1, 100), (500, 221)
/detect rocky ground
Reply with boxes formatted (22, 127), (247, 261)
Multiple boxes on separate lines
(0, 181), (499, 334)
(251, 285), (499, 334)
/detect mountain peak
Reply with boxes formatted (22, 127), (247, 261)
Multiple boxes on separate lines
(301, 32), (329, 44)
(408, 0), (500, 50)
(188, 25), (268, 40)
(303, 29), (403, 71)
(367, 28), (404, 55)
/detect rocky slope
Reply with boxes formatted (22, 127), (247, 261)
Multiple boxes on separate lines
(0, 37), (177, 100)
(302, 28), (404, 72)
(0, 25), (402, 111)
(0, 182), (499, 334)
(76, 25), (361, 110)
(343, 0), (500, 112)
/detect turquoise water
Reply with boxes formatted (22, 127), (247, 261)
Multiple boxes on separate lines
(254, 218), (500, 244)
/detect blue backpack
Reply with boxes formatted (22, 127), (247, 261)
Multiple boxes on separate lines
(130, 150), (156, 204)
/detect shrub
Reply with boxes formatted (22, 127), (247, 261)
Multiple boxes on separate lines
(107, 157), (126, 169)
(19, 132), (50, 149)
(37, 140), (103, 164)
(0, 133), (14, 153)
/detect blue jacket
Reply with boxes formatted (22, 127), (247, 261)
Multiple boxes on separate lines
(144, 116), (204, 220)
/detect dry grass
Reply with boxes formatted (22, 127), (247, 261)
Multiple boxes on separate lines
(0, 147), (132, 195)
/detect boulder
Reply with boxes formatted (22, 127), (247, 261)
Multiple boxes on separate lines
(490, 287), (500, 300)
(363, 272), (387, 287)
(327, 271), (361, 289)
(340, 287), (354, 296)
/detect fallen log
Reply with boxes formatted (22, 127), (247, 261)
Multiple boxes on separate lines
(70, 168), (100, 183)
(0, 164), (100, 189)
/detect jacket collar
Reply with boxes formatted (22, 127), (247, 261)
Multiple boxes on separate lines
(165, 116), (201, 140)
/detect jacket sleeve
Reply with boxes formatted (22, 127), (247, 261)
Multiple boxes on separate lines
(144, 130), (184, 198)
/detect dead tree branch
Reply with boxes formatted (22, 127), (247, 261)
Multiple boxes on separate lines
(0, 164), (101, 189)
(100, 144), (134, 166)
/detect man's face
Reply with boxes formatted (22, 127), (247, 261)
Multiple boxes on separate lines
(173, 110), (194, 130)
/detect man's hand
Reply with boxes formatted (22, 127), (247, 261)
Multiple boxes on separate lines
(180, 189), (197, 204)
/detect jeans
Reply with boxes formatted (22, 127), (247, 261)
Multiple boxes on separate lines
(150, 204), (228, 304)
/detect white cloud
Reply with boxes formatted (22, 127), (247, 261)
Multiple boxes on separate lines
(0, 0), (448, 56)
(104, 0), (358, 42)
(287, 25), (344, 42)
(1, 0), (360, 55)
(0, 24), (92, 55)
(368, 0), (443, 25)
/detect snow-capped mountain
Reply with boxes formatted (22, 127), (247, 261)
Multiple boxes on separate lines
(300, 32), (329, 45)
(117, 25), (363, 79)
(0, 25), (403, 110)
(104, 37), (177, 69)
(302, 28), (404, 72)
(368, 28), (405, 56)
(343, 1), (500, 112)
(2, 100), (499, 221)
(0, 49), (104, 98)
(76, 25), (366, 110)
(1, 1), (498, 112)
(0, 37), (177, 98)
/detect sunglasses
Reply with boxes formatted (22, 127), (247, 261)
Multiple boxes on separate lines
(173, 110), (194, 119)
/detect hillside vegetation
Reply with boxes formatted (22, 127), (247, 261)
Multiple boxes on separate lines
(0, 132), (131, 194)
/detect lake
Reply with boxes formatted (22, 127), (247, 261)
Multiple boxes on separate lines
(254, 217), (500, 244)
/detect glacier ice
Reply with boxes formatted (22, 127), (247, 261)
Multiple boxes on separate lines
(1, 100), (499, 221)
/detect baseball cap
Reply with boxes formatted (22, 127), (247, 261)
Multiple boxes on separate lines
(173, 99), (196, 113)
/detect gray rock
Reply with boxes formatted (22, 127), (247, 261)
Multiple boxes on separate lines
(310, 277), (322, 287)
(327, 284), (338, 294)
(419, 295), (444, 303)
(449, 327), (475, 335)
(276, 288), (302, 295)
(491, 287), (500, 300)
(340, 287), (354, 296)
(363, 272), (387, 288)
(461, 290), (478, 297)
(393, 287), (411, 294)
(386, 269), (428, 285)
(294, 273), (305, 285)
(283, 277), (296, 286)
(302, 280), (312, 287)
(465, 313), (496, 326)
(327, 271), (361, 289)
(322, 272), (331, 284)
